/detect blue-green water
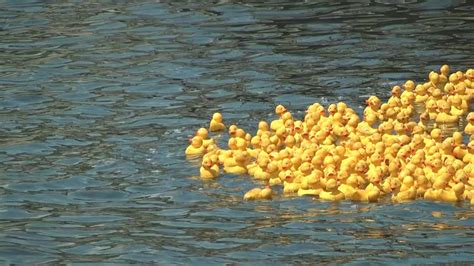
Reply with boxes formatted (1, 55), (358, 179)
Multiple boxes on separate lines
(1, 0), (474, 264)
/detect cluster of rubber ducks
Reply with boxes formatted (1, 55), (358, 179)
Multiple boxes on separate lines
(186, 65), (474, 204)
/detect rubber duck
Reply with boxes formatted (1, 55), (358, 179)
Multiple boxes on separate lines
(195, 127), (215, 149)
(336, 101), (348, 116)
(274, 127), (287, 146)
(400, 97), (414, 116)
(350, 183), (381, 202)
(227, 124), (238, 138)
(392, 176), (417, 202)
(352, 160), (369, 188)
(449, 72), (460, 86)
(243, 186), (273, 200)
(364, 96), (382, 120)
(223, 150), (249, 174)
(387, 86), (402, 109)
(455, 76), (468, 92)
(319, 177), (345, 201)
(440, 64), (450, 77)
(200, 156), (219, 179)
(416, 174), (430, 197)
(249, 153), (268, 178)
(283, 178), (301, 194)
(465, 112), (474, 135)
(435, 100), (459, 124)
(465, 69), (474, 98)
(430, 128), (443, 143)
(438, 182), (465, 202)
(234, 127), (246, 139)
(299, 169), (324, 196)
(431, 88), (445, 103)
(424, 99), (438, 121)
(401, 80), (415, 103)
(185, 136), (205, 156)
(209, 112), (226, 132)
(270, 105), (288, 131)
(357, 114), (378, 136)
(367, 152), (386, 185)
(429, 71), (440, 89)
(395, 109), (411, 124)
(444, 82), (456, 95)
(463, 141), (474, 164)
(415, 84), (429, 104)
(345, 113), (360, 133)
(187, 66), (474, 205)
(452, 131), (463, 147)
(265, 160), (280, 178)
(448, 95), (467, 116)
(440, 137), (456, 163)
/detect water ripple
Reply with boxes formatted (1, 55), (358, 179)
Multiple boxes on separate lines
(1, 0), (474, 264)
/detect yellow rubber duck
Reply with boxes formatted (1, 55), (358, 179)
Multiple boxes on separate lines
(298, 169), (323, 196)
(270, 104), (288, 131)
(430, 88), (444, 101)
(440, 64), (450, 77)
(463, 141), (474, 164)
(465, 69), (474, 97)
(465, 112), (474, 135)
(392, 176), (417, 202)
(209, 112), (226, 132)
(425, 99), (438, 120)
(386, 85), (402, 109)
(452, 131), (463, 147)
(438, 182), (465, 202)
(448, 95), (467, 116)
(364, 95), (382, 120)
(367, 152), (386, 185)
(357, 114), (378, 136)
(338, 173), (359, 200)
(223, 150), (249, 174)
(416, 174), (430, 197)
(351, 183), (381, 202)
(248, 154), (268, 178)
(415, 84), (429, 104)
(200, 156), (219, 179)
(429, 71), (441, 89)
(400, 97), (414, 116)
(435, 100), (459, 124)
(266, 161), (280, 179)
(185, 136), (205, 156)
(195, 127), (215, 148)
(188, 66), (474, 205)
(295, 162), (312, 180)
(243, 186), (273, 200)
(430, 128), (443, 143)
(319, 178), (345, 201)
(256, 121), (271, 137)
(228, 124), (238, 138)
(283, 181), (301, 194)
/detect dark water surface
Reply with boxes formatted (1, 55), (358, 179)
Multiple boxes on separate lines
(1, 0), (474, 264)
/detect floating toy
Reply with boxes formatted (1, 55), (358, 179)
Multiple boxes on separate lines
(186, 66), (474, 205)
(209, 112), (226, 132)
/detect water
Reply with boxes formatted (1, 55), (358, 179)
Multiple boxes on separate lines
(1, 0), (474, 264)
